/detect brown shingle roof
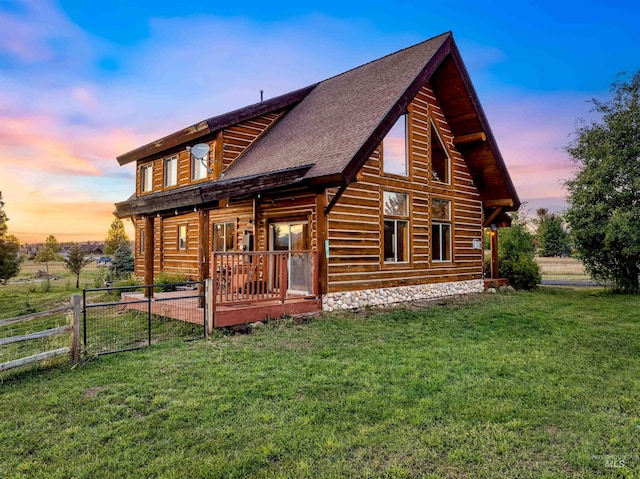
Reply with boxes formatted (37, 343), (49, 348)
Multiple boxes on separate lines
(222, 32), (451, 182)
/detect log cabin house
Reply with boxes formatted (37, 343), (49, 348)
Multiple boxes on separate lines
(114, 32), (519, 326)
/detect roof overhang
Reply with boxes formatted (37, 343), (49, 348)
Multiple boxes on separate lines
(114, 165), (313, 218)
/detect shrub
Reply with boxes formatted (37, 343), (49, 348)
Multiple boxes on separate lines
(154, 271), (190, 292)
(497, 213), (542, 290)
(500, 253), (542, 290)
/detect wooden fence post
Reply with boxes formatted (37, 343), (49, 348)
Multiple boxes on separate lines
(205, 278), (214, 336)
(71, 294), (81, 361)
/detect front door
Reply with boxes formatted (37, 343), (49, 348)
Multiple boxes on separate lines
(270, 222), (310, 294)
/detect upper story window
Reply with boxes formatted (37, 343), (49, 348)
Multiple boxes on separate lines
(140, 163), (153, 193)
(383, 113), (408, 176)
(213, 222), (236, 252)
(191, 153), (209, 181)
(178, 225), (187, 250)
(383, 191), (409, 263)
(431, 198), (451, 262)
(163, 155), (177, 187)
(431, 120), (450, 184)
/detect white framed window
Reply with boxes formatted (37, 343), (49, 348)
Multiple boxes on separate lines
(383, 191), (410, 263)
(383, 113), (408, 176)
(431, 119), (450, 184)
(140, 229), (145, 254)
(213, 222), (236, 252)
(140, 163), (153, 193)
(178, 225), (187, 250)
(431, 198), (452, 262)
(191, 153), (208, 181)
(163, 155), (177, 187)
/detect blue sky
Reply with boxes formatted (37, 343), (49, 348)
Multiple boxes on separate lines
(0, 0), (638, 242)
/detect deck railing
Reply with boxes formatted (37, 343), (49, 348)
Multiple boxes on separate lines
(212, 251), (317, 307)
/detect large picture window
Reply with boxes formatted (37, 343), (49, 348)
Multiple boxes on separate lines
(163, 155), (177, 187)
(383, 114), (408, 176)
(431, 120), (450, 184)
(383, 191), (409, 263)
(213, 222), (236, 252)
(140, 163), (153, 193)
(192, 153), (208, 181)
(178, 225), (187, 251)
(431, 198), (451, 262)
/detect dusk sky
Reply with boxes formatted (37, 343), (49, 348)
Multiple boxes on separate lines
(1, 0), (638, 243)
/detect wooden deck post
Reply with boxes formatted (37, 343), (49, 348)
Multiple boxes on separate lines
(71, 294), (81, 361)
(280, 254), (288, 303)
(490, 228), (499, 279)
(315, 192), (328, 296)
(144, 215), (154, 297)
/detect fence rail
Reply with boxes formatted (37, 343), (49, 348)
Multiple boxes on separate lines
(0, 295), (81, 373)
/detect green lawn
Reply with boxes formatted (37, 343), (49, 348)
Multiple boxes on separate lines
(1, 288), (639, 478)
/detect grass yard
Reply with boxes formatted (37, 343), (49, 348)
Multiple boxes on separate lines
(1, 288), (639, 478)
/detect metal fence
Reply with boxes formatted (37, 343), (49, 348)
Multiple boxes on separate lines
(82, 282), (206, 355)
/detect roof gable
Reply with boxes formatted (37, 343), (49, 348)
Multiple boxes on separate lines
(222, 32), (451, 182)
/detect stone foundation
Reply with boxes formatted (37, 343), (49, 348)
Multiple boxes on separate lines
(322, 279), (484, 312)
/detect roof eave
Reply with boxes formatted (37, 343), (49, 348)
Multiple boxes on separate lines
(447, 41), (521, 211)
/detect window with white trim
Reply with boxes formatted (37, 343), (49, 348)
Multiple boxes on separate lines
(140, 163), (153, 193)
(213, 222), (236, 252)
(178, 225), (187, 250)
(431, 198), (452, 262)
(191, 153), (208, 181)
(163, 155), (177, 187)
(140, 229), (145, 254)
(383, 191), (409, 263)
(383, 114), (408, 176)
(430, 119), (450, 184)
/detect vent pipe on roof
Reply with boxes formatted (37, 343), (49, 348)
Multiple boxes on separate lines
(260, 90), (264, 102)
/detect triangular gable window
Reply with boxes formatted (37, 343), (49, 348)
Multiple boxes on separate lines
(383, 114), (408, 176)
(431, 120), (450, 184)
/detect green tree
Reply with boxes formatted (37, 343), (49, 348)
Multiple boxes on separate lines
(109, 240), (134, 280)
(535, 208), (571, 257)
(565, 71), (640, 293)
(63, 243), (92, 288)
(497, 213), (541, 290)
(0, 192), (22, 284)
(35, 234), (60, 280)
(104, 218), (130, 255)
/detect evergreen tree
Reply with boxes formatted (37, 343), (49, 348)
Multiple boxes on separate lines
(109, 240), (134, 280)
(104, 218), (130, 255)
(63, 243), (92, 288)
(35, 234), (60, 279)
(535, 208), (571, 257)
(565, 71), (640, 293)
(0, 192), (22, 284)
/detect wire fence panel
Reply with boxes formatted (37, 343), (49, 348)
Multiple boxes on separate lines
(83, 283), (205, 355)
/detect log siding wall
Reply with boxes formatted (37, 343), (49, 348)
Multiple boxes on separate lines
(134, 112), (281, 197)
(326, 82), (483, 292)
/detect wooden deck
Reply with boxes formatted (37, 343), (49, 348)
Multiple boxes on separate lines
(121, 289), (322, 328)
